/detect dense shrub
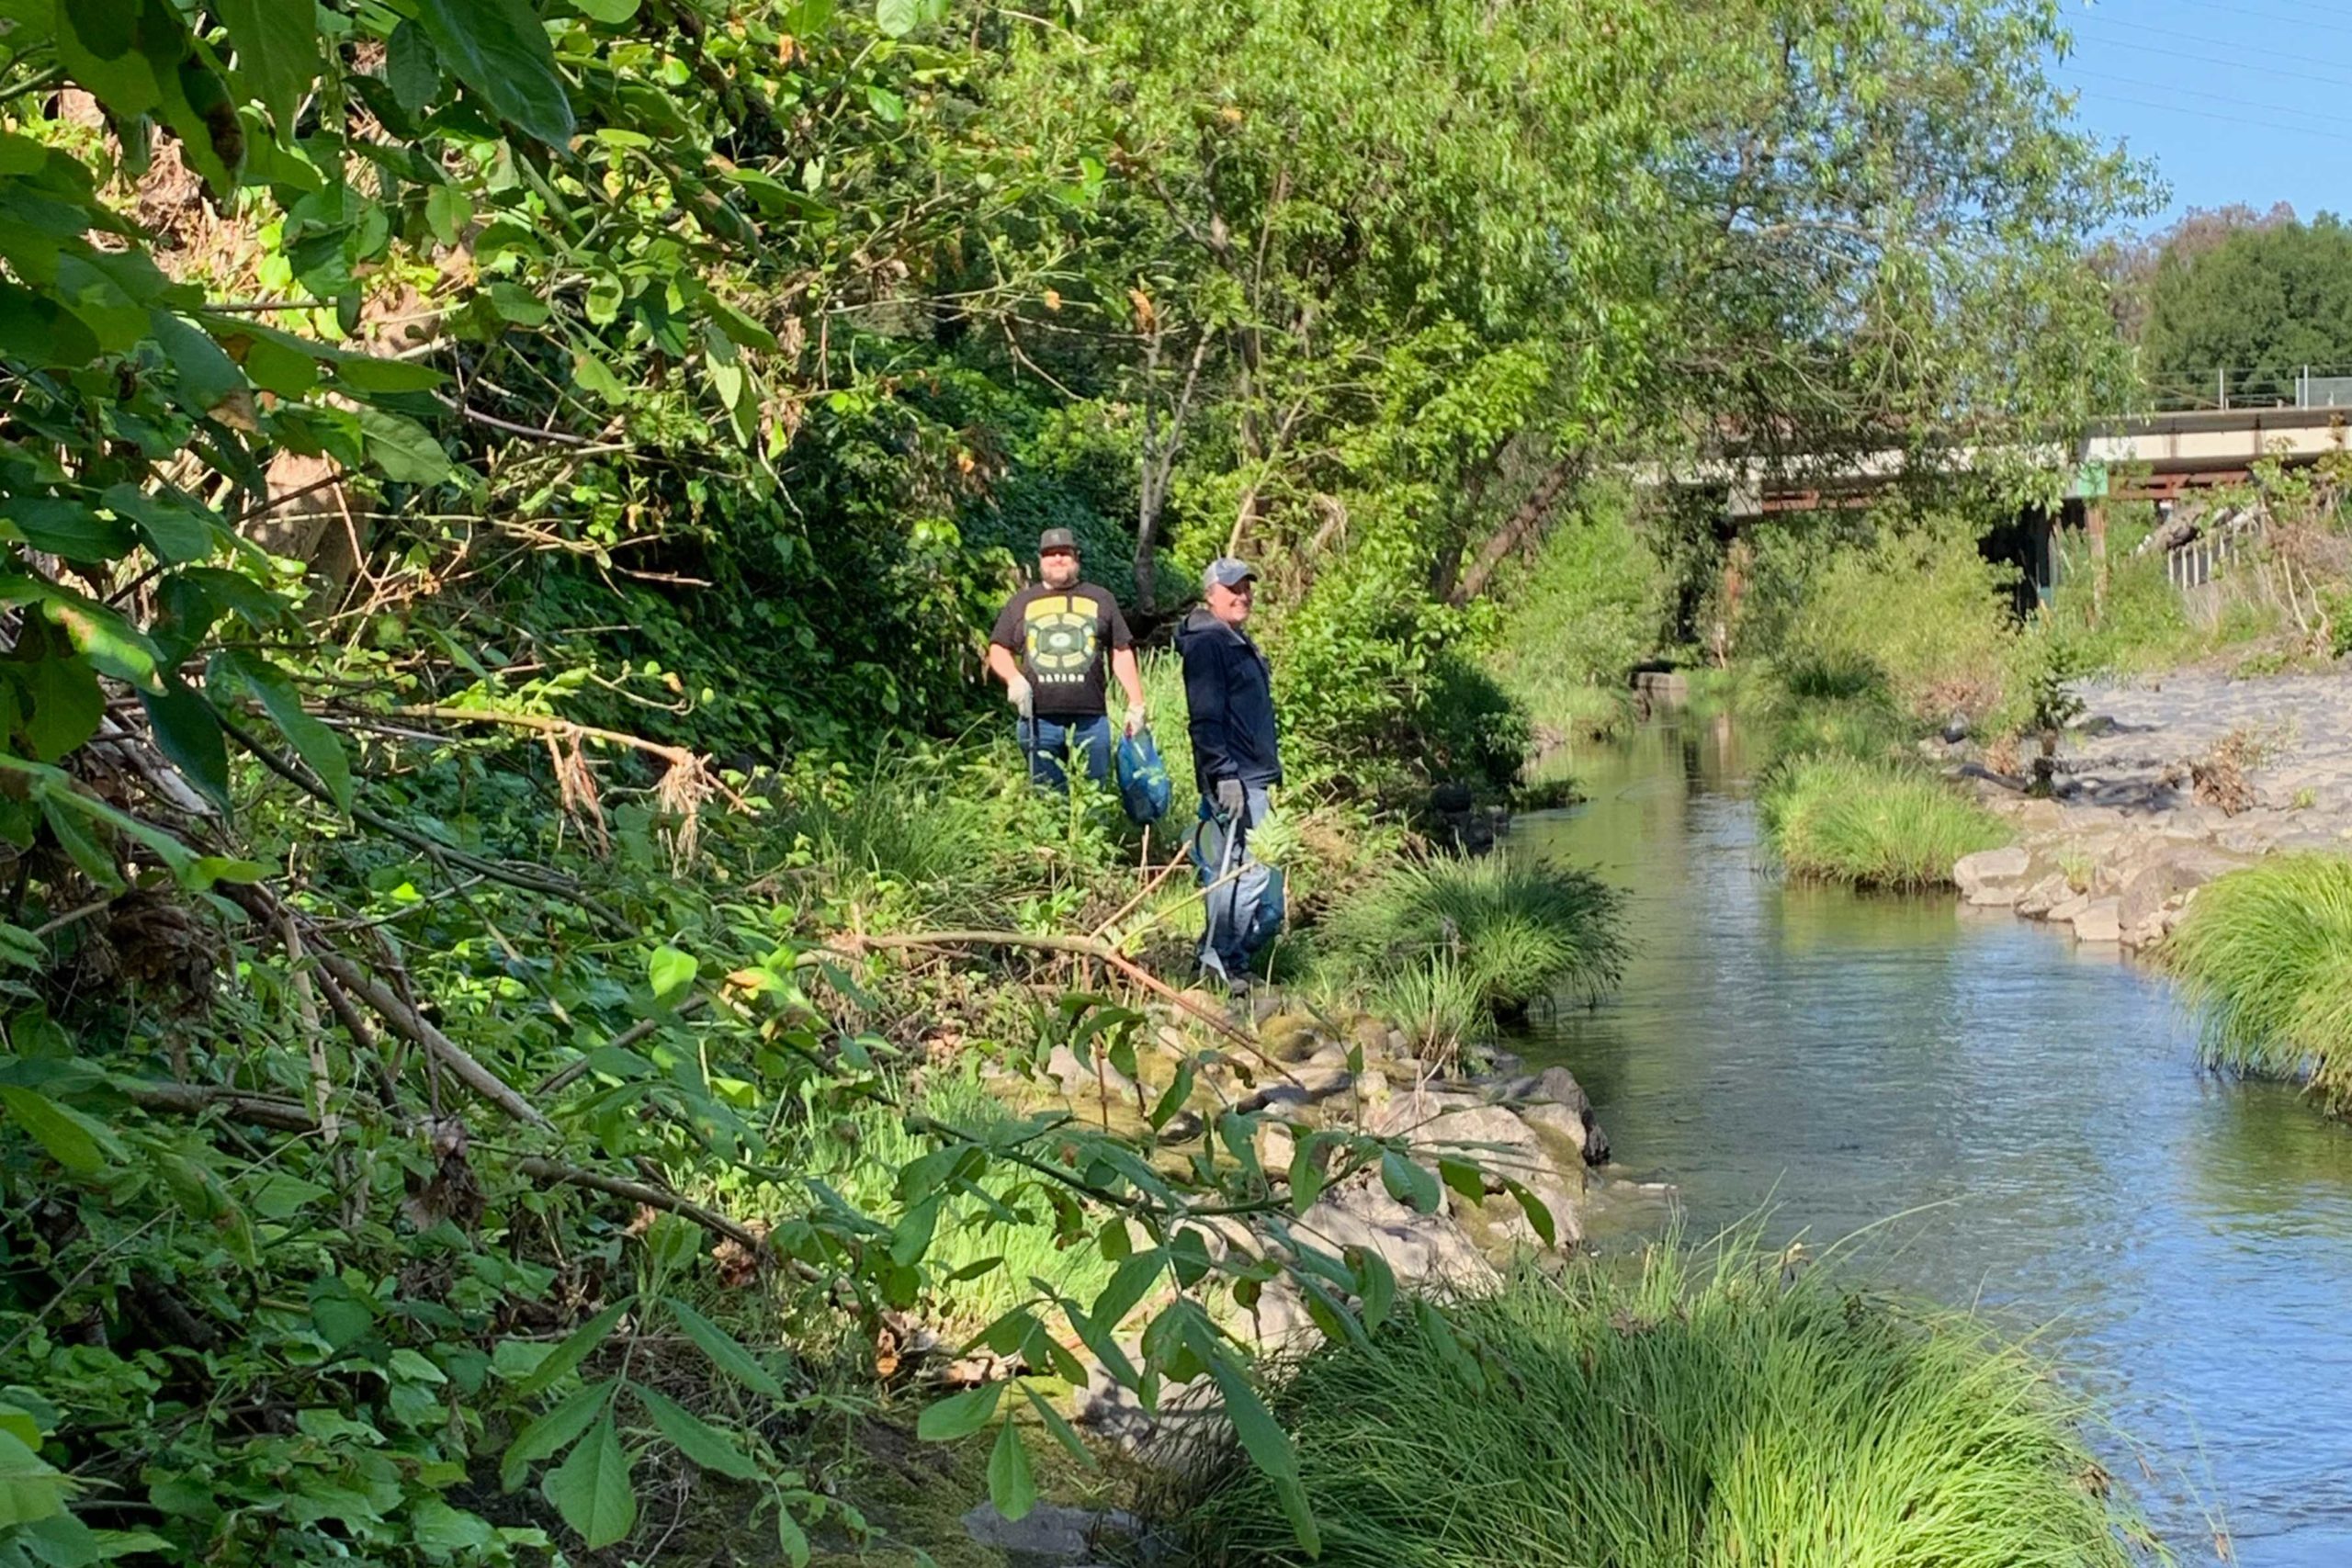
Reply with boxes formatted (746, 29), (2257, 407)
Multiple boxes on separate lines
(1487, 485), (1669, 743)
(1276, 546), (1532, 799)
(1763, 515), (2021, 725)
(1180, 1245), (2146, 1568)
(2168, 854), (2352, 1113)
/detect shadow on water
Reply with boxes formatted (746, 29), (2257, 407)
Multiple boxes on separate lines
(1510, 717), (2352, 1568)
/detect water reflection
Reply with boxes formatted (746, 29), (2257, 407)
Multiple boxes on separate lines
(1512, 720), (2352, 1567)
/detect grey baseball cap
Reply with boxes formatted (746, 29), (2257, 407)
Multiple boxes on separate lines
(1203, 557), (1257, 589)
(1037, 527), (1080, 553)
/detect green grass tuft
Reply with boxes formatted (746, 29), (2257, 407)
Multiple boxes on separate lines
(1364, 953), (1494, 1071)
(1178, 1244), (2146, 1568)
(1318, 852), (1627, 1015)
(1759, 753), (2008, 889)
(2168, 853), (2352, 1112)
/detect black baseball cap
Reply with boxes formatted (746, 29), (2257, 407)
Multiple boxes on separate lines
(1038, 527), (1080, 553)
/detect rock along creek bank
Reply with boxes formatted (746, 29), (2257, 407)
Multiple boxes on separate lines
(1944, 669), (2352, 946)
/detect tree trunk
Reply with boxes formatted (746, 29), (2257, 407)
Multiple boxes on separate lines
(1447, 456), (1578, 604)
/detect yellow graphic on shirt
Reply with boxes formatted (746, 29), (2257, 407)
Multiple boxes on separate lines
(1023, 594), (1098, 688)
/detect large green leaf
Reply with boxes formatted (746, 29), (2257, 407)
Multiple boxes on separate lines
(542, 1413), (635, 1550)
(499, 1377), (612, 1491)
(1203, 1353), (1318, 1556)
(632, 1384), (760, 1480)
(985, 1418), (1036, 1522)
(350, 405), (456, 485)
(0, 1086), (119, 1176)
(1089, 1248), (1166, 1331)
(54, 0), (170, 119)
(45, 595), (160, 690)
(1380, 1150), (1442, 1214)
(647, 944), (695, 1003)
(662, 1298), (785, 1399)
(385, 21), (439, 116)
(220, 649), (350, 810)
(39, 796), (125, 893)
(4, 499), (135, 563)
(874, 0), (916, 38)
(334, 355), (446, 393)
(101, 484), (216, 566)
(413, 0), (576, 148)
(510, 1298), (629, 1398)
(138, 682), (231, 809)
(11, 620), (103, 761)
(216, 0), (317, 133)
(149, 310), (256, 428)
(410, 1498), (495, 1556)
(0, 1427), (74, 1528)
(913, 1382), (1000, 1442)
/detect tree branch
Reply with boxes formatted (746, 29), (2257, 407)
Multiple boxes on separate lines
(312, 953), (552, 1129)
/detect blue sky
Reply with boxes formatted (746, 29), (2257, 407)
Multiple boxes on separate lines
(2048, 0), (2352, 225)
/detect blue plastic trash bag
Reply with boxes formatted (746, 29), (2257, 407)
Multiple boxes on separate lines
(1115, 726), (1173, 824)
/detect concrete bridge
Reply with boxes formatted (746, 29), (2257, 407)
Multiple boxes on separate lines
(1687, 401), (2352, 610)
(1729, 402), (2352, 519)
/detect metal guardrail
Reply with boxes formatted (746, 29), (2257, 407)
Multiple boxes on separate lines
(2143, 365), (2352, 413)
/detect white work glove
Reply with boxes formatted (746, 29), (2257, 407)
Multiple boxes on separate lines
(1005, 674), (1034, 719)
(1123, 701), (1147, 738)
(1214, 777), (1245, 819)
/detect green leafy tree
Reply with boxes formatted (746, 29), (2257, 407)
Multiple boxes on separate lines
(2142, 214), (2352, 406)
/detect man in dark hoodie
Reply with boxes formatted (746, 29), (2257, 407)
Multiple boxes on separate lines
(1176, 557), (1283, 991)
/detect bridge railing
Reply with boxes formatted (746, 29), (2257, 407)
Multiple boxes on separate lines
(2143, 365), (2352, 413)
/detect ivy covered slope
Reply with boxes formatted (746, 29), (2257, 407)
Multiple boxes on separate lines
(0, 0), (2153, 1562)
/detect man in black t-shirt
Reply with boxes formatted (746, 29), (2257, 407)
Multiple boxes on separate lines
(986, 528), (1147, 790)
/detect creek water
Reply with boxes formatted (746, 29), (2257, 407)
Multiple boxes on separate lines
(1510, 717), (2352, 1566)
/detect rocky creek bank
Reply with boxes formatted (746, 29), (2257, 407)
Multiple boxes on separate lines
(940, 993), (1607, 1559)
(1942, 670), (2352, 947)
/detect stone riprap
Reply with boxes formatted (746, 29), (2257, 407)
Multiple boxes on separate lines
(2050, 670), (2352, 818)
(975, 998), (1606, 1465)
(1945, 671), (2352, 947)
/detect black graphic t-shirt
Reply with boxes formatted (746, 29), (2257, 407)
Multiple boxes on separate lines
(989, 581), (1134, 717)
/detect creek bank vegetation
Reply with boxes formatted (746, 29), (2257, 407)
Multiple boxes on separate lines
(1175, 1240), (2155, 1568)
(2166, 854), (2352, 1117)
(1760, 753), (2008, 892)
(1696, 450), (2352, 892)
(0, 0), (2175, 1561)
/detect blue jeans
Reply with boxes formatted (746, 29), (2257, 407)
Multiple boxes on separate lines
(1023, 713), (1113, 792)
(1191, 784), (1277, 983)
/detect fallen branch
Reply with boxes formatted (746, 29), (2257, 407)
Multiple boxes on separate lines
(1087, 854), (1193, 942)
(118, 1083), (813, 1281)
(313, 953), (552, 1129)
(386, 705), (746, 810)
(120, 1080), (327, 1134)
(534, 996), (710, 1096)
(516, 1157), (759, 1254)
(214, 710), (619, 924)
(838, 929), (1291, 1078)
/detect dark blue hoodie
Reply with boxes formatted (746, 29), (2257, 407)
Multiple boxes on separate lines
(1176, 605), (1283, 795)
